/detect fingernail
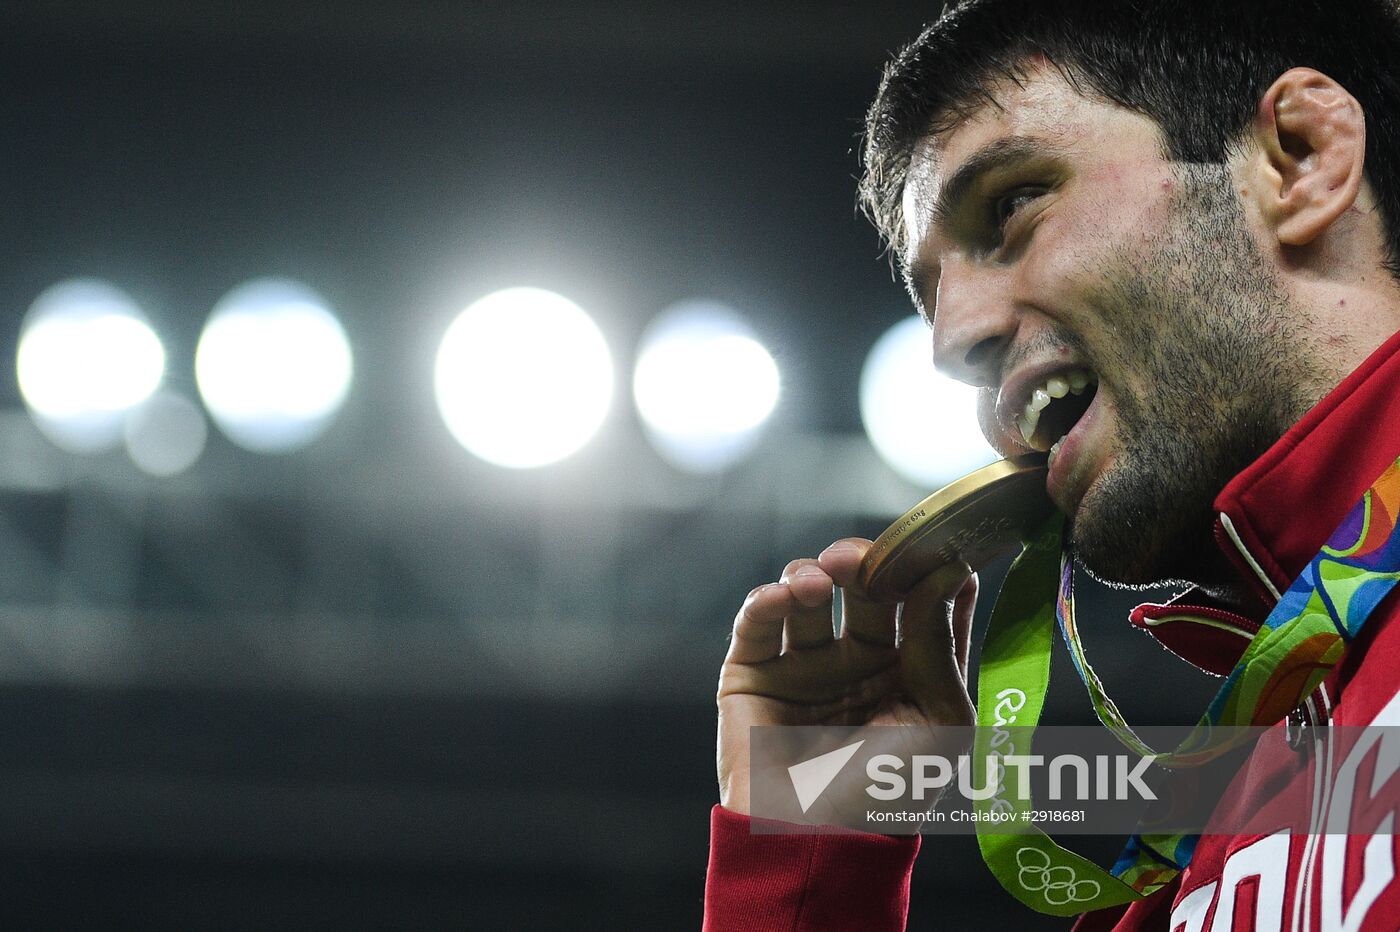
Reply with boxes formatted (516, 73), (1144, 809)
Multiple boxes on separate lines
(820, 542), (859, 559)
(794, 565), (826, 579)
(745, 583), (778, 603)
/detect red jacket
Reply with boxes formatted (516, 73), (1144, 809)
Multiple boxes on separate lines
(704, 328), (1400, 931)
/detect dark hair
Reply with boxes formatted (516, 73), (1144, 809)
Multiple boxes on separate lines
(860, 0), (1400, 278)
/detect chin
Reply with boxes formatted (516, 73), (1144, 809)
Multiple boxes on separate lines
(1064, 468), (1218, 591)
(1069, 527), (1170, 590)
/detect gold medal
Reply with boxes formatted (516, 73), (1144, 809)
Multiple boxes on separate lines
(858, 455), (1054, 601)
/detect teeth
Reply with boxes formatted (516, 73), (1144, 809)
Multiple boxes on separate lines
(1016, 368), (1097, 451)
(1018, 413), (1036, 447)
(1048, 435), (1067, 469)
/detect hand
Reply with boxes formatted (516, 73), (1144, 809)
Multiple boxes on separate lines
(716, 537), (978, 818)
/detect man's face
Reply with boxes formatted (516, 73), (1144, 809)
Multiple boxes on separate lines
(902, 65), (1317, 586)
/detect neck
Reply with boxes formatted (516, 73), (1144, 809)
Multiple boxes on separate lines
(1279, 219), (1400, 415)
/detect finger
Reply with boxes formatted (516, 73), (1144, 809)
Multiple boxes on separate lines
(898, 562), (973, 711)
(840, 584), (899, 647)
(815, 537), (872, 590)
(815, 539), (898, 646)
(780, 558), (835, 609)
(779, 560), (835, 649)
(725, 583), (793, 664)
(951, 573), (978, 683)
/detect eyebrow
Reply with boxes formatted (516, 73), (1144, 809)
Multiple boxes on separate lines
(905, 135), (1067, 307)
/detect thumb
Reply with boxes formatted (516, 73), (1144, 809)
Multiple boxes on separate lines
(898, 562), (974, 717)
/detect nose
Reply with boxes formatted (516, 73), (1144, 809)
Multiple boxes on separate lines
(931, 259), (1018, 388)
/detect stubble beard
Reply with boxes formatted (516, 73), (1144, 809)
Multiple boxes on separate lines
(1067, 164), (1323, 590)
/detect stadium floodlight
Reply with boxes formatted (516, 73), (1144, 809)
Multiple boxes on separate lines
(434, 287), (613, 469)
(16, 279), (165, 453)
(633, 301), (779, 473)
(195, 278), (354, 454)
(860, 315), (996, 487)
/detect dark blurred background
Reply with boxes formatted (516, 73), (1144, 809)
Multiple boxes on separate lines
(0, 3), (1219, 928)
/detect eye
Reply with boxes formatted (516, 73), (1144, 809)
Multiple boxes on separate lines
(993, 186), (1045, 233)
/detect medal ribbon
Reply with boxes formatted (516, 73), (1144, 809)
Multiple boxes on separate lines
(973, 455), (1400, 916)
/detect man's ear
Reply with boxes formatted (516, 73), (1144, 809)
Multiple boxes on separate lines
(1245, 67), (1366, 247)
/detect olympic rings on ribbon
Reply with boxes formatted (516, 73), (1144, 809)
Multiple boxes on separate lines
(1015, 847), (1103, 905)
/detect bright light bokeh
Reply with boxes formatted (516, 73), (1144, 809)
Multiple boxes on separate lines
(17, 279), (166, 453)
(434, 287), (613, 469)
(633, 301), (779, 473)
(124, 391), (208, 477)
(195, 279), (354, 453)
(860, 315), (996, 486)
